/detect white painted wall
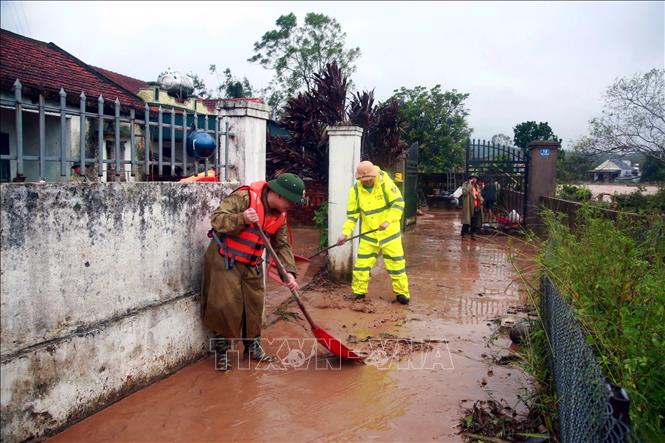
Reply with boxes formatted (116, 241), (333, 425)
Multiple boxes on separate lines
(326, 126), (363, 281)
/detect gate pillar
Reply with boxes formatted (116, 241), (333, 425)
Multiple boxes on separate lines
(219, 99), (271, 184)
(326, 126), (363, 282)
(526, 140), (560, 227)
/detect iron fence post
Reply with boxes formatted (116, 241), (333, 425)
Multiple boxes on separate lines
(13, 80), (23, 176)
(182, 109), (188, 177)
(170, 107), (175, 177)
(130, 109), (136, 177)
(114, 98), (121, 178)
(97, 96), (105, 179)
(59, 89), (67, 177)
(158, 105), (163, 178)
(79, 92), (86, 173)
(224, 120), (230, 181)
(144, 103), (151, 180)
(38, 94), (45, 180)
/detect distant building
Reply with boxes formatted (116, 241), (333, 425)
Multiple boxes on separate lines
(589, 159), (640, 183)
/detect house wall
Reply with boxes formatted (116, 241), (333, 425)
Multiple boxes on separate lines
(1, 100), (148, 183)
(0, 106), (81, 183)
(137, 87), (211, 114)
(0, 181), (237, 442)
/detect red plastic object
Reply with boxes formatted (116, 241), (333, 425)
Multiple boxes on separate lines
(312, 324), (363, 360)
(192, 176), (219, 182)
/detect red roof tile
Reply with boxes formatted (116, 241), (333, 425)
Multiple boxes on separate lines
(92, 66), (149, 95)
(0, 29), (144, 109)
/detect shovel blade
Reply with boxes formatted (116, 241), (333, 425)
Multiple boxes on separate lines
(312, 325), (363, 361)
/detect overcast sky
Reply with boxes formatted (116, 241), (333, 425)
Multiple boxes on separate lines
(2, 1), (663, 148)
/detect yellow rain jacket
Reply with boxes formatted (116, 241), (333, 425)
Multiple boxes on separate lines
(342, 169), (410, 298)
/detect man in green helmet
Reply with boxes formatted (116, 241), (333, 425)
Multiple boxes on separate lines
(201, 173), (307, 371)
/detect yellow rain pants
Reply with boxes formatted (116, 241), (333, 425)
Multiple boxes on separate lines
(341, 169), (410, 298)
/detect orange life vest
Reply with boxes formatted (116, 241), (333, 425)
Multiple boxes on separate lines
(218, 181), (287, 267)
(472, 185), (481, 209)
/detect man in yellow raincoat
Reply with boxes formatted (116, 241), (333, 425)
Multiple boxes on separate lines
(336, 161), (411, 305)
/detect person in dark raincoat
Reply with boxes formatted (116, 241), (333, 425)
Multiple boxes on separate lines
(201, 173), (306, 371)
(461, 174), (483, 239)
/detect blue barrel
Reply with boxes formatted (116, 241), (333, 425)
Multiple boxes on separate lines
(186, 131), (216, 159)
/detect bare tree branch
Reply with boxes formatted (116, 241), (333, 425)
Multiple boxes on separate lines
(576, 69), (665, 162)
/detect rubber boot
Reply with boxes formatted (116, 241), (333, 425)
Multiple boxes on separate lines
(243, 337), (276, 362)
(345, 293), (365, 301)
(396, 294), (410, 305)
(213, 337), (231, 371)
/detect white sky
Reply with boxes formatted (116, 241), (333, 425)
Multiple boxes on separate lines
(1, 1), (663, 148)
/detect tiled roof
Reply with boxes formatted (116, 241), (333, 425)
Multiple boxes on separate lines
(92, 66), (149, 95)
(0, 28), (144, 109)
(593, 159), (631, 172)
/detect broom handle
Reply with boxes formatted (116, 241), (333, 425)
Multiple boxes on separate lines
(306, 227), (381, 260)
(255, 224), (316, 328)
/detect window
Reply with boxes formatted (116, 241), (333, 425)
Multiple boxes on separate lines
(0, 133), (9, 182)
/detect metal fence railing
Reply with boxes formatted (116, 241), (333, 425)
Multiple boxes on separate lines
(540, 196), (663, 231)
(540, 275), (637, 442)
(0, 79), (232, 182)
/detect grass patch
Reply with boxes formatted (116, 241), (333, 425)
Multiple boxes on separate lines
(538, 206), (665, 440)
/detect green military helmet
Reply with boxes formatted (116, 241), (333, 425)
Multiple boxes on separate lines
(268, 173), (307, 204)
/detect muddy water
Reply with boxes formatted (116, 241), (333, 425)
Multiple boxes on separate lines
(586, 183), (658, 197)
(50, 210), (534, 442)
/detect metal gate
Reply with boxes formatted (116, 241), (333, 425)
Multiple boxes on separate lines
(466, 139), (528, 225)
(402, 142), (419, 230)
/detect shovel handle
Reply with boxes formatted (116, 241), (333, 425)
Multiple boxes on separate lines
(254, 224), (316, 328)
(306, 227), (382, 260)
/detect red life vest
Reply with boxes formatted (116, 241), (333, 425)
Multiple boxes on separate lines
(219, 181), (287, 266)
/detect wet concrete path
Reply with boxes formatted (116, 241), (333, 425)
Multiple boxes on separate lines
(50, 209), (534, 442)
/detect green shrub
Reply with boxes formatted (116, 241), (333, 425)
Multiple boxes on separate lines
(556, 184), (592, 202)
(313, 202), (328, 248)
(611, 185), (665, 214)
(539, 207), (665, 440)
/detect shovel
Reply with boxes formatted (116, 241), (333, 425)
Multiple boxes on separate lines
(255, 224), (363, 362)
(305, 227), (381, 260)
(266, 227), (381, 285)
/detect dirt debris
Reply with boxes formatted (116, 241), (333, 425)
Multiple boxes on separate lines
(300, 266), (344, 292)
(346, 333), (449, 361)
(350, 299), (376, 313)
(459, 399), (550, 443)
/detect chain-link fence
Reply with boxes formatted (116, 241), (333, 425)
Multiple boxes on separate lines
(540, 275), (638, 443)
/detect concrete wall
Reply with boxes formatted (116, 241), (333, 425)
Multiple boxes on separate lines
(0, 181), (237, 442)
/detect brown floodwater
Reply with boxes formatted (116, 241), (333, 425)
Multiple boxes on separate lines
(50, 209), (534, 443)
